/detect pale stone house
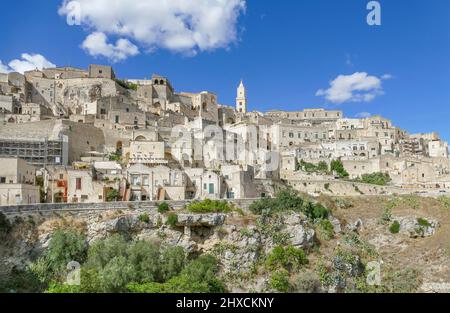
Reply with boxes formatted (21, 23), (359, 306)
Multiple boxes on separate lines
(127, 164), (185, 201)
(0, 157), (40, 205)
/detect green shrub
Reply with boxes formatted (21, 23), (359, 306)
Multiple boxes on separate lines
(295, 271), (321, 293)
(317, 219), (335, 240)
(36, 233), (223, 294)
(389, 221), (400, 234)
(138, 213), (150, 224)
(266, 246), (308, 272)
(355, 172), (391, 186)
(380, 208), (392, 224)
(127, 255), (225, 293)
(330, 159), (349, 178)
(106, 189), (120, 202)
(297, 160), (329, 174)
(250, 189), (330, 220)
(335, 198), (353, 210)
(269, 269), (291, 293)
(166, 213), (178, 227)
(158, 202), (170, 213)
(304, 201), (330, 220)
(187, 199), (232, 213)
(46, 282), (82, 293)
(28, 229), (87, 285)
(0, 268), (44, 293)
(382, 267), (422, 293)
(46, 230), (87, 272)
(417, 218), (431, 228)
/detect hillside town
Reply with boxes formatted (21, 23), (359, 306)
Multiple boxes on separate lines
(1, 64), (449, 206)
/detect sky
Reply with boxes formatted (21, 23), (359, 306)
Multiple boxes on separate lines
(0, 0), (449, 141)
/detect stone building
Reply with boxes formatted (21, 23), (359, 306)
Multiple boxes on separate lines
(0, 157), (40, 205)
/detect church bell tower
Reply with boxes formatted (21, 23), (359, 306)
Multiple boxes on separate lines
(236, 80), (247, 114)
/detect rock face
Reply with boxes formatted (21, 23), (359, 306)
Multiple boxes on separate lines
(346, 219), (363, 233)
(176, 214), (226, 227)
(395, 216), (439, 238)
(87, 215), (145, 243)
(329, 216), (342, 234)
(280, 213), (315, 249)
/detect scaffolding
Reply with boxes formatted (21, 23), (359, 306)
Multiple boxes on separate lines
(0, 138), (64, 167)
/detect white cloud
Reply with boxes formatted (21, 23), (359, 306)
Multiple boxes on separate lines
(58, 0), (246, 60)
(382, 74), (393, 80)
(82, 32), (139, 62)
(0, 60), (9, 73)
(0, 54), (56, 74)
(316, 72), (387, 104)
(355, 112), (372, 118)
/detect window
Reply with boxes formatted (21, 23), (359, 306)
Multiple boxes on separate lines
(209, 183), (215, 194)
(0, 177), (5, 183)
(115, 115), (120, 123)
(59, 174), (64, 180)
(76, 178), (82, 190)
(204, 183), (207, 190)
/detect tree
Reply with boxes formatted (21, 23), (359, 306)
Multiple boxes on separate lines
(45, 230), (87, 274)
(330, 159), (349, 178)
(106, 189), (120, 202)
(358, 172), (391, 186)
(266, 246), (308, 272)
(317, 161), (329, 173)
(29, 229), (87, 285)
(158, 202), (170, 213)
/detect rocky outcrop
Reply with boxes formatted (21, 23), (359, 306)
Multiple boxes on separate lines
(395, 216), (439, 238)
(176, 214), (226, 227)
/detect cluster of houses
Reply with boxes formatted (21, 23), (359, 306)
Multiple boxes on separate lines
(0, 64), (449, 205)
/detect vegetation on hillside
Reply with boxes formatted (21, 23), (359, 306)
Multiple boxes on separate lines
(187, 199), (233, 214)
(352, 172), (392, 186)
(114, 79), (138, 91)
(3, 231), (226, 293)
(249, 189), (330, 220)
(330, 159), (349, 178)
(297, 160), (329, 174)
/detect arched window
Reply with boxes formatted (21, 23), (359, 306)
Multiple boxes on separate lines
(160, 80), (164, 85)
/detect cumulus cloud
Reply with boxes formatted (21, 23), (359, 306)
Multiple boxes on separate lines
(58, 0), (246, 60)
(316, 72), (389, 104)
(0, 53), (56, 74)
(82, 32), (139, 62)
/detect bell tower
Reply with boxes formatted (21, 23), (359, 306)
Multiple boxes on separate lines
(236, 80), (247, 114)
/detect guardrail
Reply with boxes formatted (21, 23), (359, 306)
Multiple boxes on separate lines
(0, 198), (261, 215)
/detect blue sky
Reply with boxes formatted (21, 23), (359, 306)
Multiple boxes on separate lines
(1, 0), (449, 140)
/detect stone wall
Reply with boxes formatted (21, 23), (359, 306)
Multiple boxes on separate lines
(0, 198), (260, 215)
(288, 179), (412, 196)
